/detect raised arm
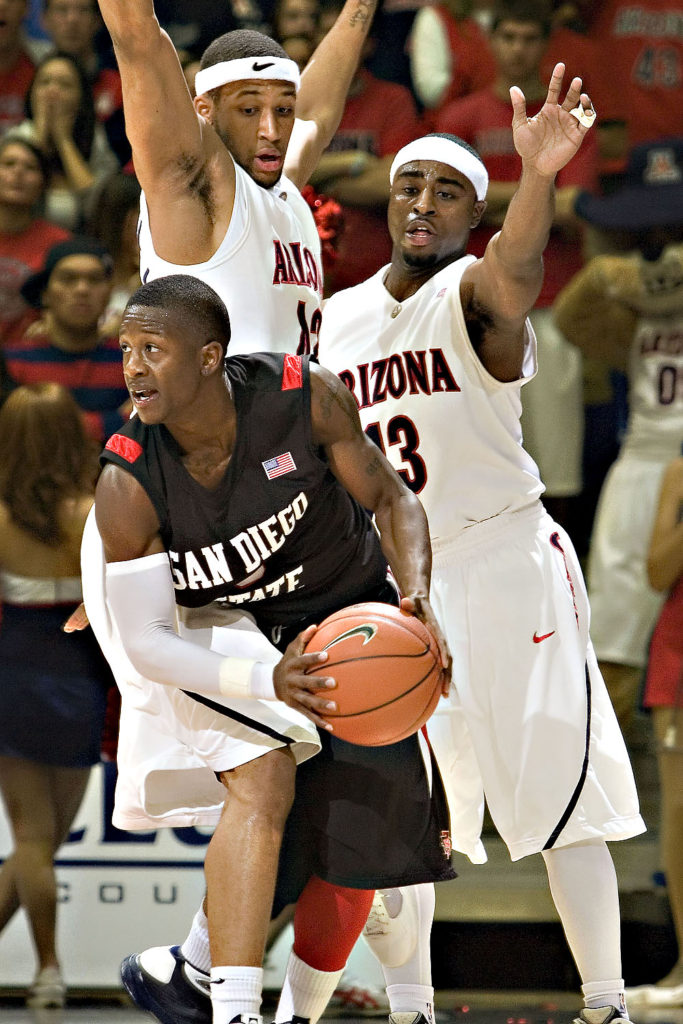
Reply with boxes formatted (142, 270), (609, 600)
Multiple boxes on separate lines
(310, 363), (450, 680)
(284, 0), (379, 188)
(96, 0), (235, 263)
(462, 64), (595, 380)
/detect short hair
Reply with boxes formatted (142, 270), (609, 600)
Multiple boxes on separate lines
(490, 0), (553, 37)
(200, 29), (289, 70)
(424, 132), (486, 169)
(125, 275), (232, 357)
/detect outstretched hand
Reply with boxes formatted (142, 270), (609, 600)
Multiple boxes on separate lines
(400, 595), (452, 696)
(510, 62), (596, 178)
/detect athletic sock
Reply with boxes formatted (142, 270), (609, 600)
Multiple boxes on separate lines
(542, 841), (623, 984)
(386, 984), (435, 1024)
(209, 965), (262, 1024)
(582, 980), (628, 1018)
(276, 951), (343, 1024)
(367, 884), (435, 1024)
(181, 901), (211, 974)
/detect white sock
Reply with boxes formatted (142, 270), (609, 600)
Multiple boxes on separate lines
(542, 841), (623, 985)
(209, 965), (262, 1024)
(582, 980), (628, 1017)
(275, 951), (344, 1024)
(364, 884), (435, 1024)
(181, 901), (212, 974)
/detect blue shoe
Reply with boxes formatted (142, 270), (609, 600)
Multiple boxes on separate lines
(120, 945), (211, 1024)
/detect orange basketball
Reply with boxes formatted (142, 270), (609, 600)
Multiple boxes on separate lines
(304, 602), (443, 746)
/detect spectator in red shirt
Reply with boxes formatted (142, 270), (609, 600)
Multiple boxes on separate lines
(0, 135), (70, 344)
(309, 14), (424, 293)
(437, 0), (599, 525)
(0, 0), (35, 138)
(409, 0), (497, 129)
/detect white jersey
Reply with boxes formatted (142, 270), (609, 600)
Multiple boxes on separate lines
(621, 309), (683, 459)
(138, 156), (323, 356)
(320, 256), (544, 544)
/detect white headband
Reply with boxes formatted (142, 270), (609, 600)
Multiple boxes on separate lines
(194, 56), (301, 97)
(390, 137), (489, 201)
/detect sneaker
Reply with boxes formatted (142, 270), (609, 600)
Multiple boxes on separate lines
(327, 972), (389, 1016)
(121, 945), (211, 1024)
(388, 1013), (431, 1024)
(26, 966), (65, 1009)
(573, 1008), (628, 1024)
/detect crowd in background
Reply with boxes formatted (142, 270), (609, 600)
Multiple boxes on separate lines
(0, 0), (681, 1007)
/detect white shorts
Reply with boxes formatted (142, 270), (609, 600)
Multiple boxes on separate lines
(80, 510), (320, 831)
(588, 454), (668, 668)
(519, 308), (583, 497)
(428, 503), (645, 861)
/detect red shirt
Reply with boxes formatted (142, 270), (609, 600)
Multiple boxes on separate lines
(421, 8), (496, 129)
(587, 0), (682, 147)
(93, 67), (123, 123)
(0, 219), (71, 344)
(0, 51), (35, 137)
(437, 87), (599, 306)
(325, 71), (424, 294)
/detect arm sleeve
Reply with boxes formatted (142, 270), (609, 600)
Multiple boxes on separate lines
(105, 553), (277, 700)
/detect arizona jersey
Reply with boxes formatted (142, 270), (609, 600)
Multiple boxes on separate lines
(319, 256), (544, 543)
(101, 354), (387, 633)
(138, 156), (323, 357)
(623, 310), (683, 459)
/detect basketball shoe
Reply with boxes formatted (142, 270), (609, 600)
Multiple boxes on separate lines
(388, 1012), (431, 1024)
(26, 966), (65, 1009)
(121, 945), (211, 1024)
(572, 1007), (629, 1024)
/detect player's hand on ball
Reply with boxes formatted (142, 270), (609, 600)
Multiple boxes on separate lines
(400, 595), (452, 695)
(273, 624), (337, 730)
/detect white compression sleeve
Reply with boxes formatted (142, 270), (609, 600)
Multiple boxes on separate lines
(105, 553), (276, 700)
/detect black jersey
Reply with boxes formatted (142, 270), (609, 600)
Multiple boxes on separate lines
(101, 353), (388, 634)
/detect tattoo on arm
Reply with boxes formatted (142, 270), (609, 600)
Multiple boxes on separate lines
(349, 0), (375, 26)
(365, 453), (382, 477)
(318, 374), (358, 426)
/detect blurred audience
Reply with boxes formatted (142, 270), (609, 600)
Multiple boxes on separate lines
(554, 138), (683, 732)
(437, 0), (599, 527)
(0, 381), (111, 1008)
(0, 134), (70, 345)
(409, 0), (495, 127)
(310, 9), (422, 293)
(4, 236), (130, 441)
(38, 0), (128, 164)
(86, 169), (140, 335)
(8, 51), (118, 230)
(272, 0), (318, 42)
(624, 453), (683, 1009)
(0, 0), (35, 138)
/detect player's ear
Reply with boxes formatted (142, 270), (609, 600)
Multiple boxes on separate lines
(471, 200), (486, 229)
(200, 341), (224, 376)
(194, 93), (214, 124)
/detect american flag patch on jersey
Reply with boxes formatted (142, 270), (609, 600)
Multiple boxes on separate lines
(262, 452), (296, 479)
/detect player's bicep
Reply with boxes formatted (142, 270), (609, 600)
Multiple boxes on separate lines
(310, 365), (404, 512)
(95, 464), (164, 564)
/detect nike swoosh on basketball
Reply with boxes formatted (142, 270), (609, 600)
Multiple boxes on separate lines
(252, 60), (274, 71)
(533, 630), (555, 643)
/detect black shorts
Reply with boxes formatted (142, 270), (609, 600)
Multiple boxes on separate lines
(271, 581), (456, 914)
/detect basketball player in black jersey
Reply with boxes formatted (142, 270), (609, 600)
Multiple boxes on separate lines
(94, 274), (451, 1024)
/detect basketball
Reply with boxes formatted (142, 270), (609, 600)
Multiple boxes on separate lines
(304, 602), (443, 746)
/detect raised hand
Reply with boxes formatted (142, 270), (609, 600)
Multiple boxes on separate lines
(510, 62), (595, 178)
